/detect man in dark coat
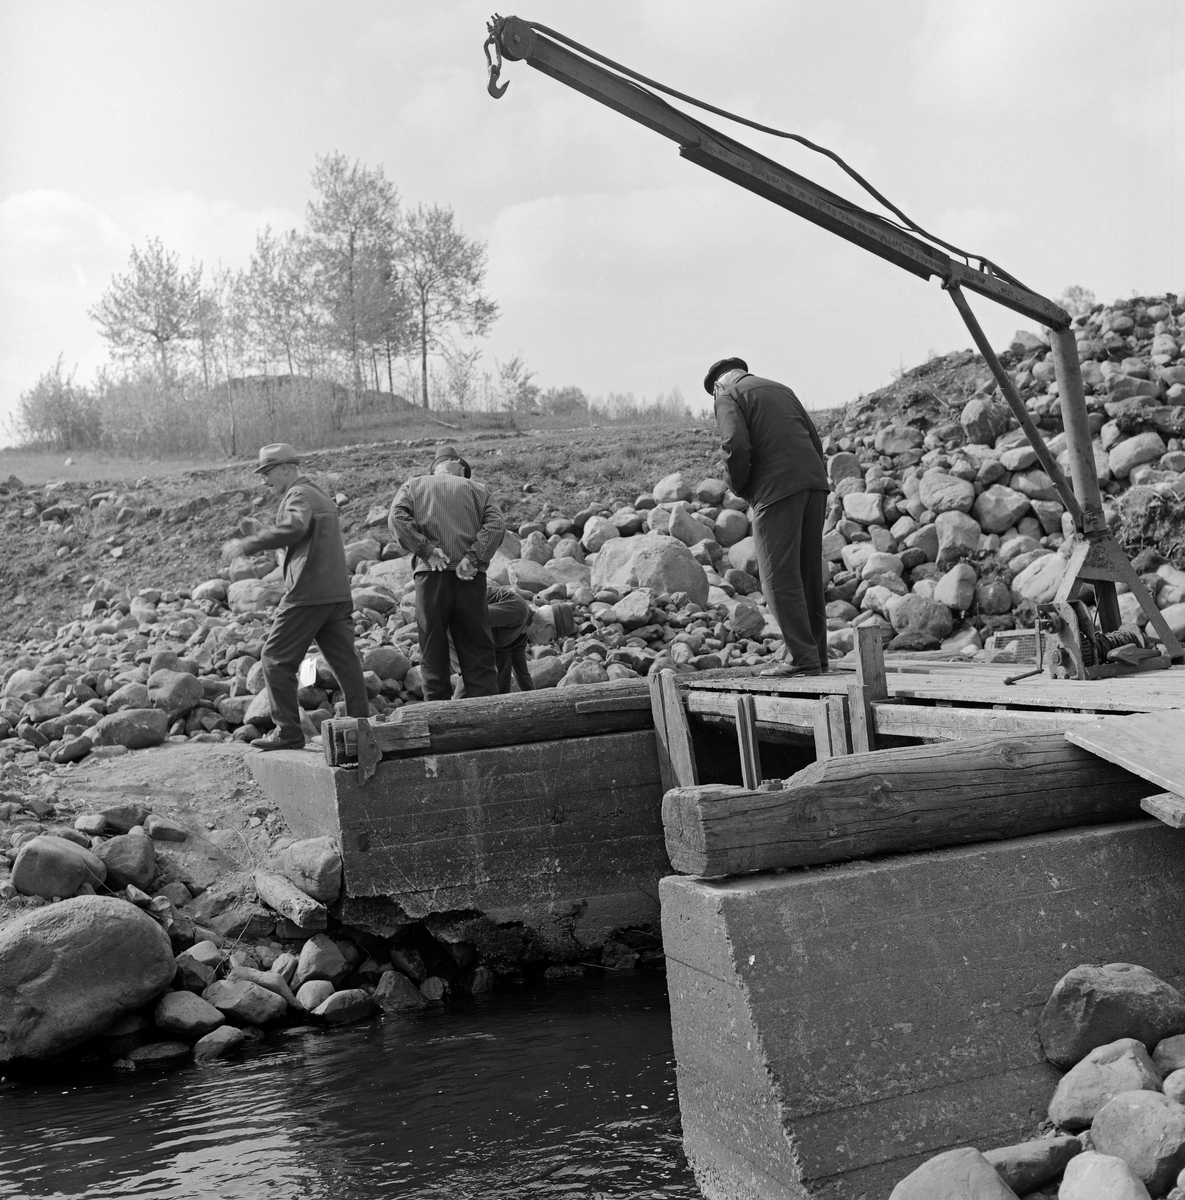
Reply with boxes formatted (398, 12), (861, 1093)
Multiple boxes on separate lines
(221, 442), (370, 750)
(705, 357), (830, 677)
(448, 584), (536, 695)
(388, 445), (505, 701)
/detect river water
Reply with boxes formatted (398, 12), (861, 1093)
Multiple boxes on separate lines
(0, 973), (701, 1200)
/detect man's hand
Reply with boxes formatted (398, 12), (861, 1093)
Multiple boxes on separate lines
(456, 555), (477, 582)
(426, 547), (449, 572)
(221, 538), (246, 563)
(237, 516), (264, 537)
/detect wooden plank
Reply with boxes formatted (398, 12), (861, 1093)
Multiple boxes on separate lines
(661, 670), (699, 788)
(1141, 792), (1185, 829)
(872, 703), (1098, 741)
(649, 670), (675, 794)
(686, 690), (818, 732)
(813, 695), (850, 761)
(849, 626), (888, 754)
(661, 731), (1158, 877)
(734, 694), (761, 790)
(1066, 710), (1185, 798)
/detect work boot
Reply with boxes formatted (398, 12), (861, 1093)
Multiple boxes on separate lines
(758, 662), (823, 678)
(250, 730), (305, 752)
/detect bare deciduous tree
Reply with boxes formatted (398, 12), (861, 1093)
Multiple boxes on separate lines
(89, 236), (203, 388)
(398, 204), (498, 408)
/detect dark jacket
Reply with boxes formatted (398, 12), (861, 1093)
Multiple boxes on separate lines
(388, 473), (505, 577)
(238, 476), (353, 607)
(714, 374), (828, 509)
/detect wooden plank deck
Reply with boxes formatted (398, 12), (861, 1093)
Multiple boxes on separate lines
(678, 659), (1185, 745)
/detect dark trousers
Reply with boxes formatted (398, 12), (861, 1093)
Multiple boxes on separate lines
(495, 630), (535, 694)
(416, 571), (498, 702)
(262, 600), (370, 741)
(751, 489), (829, 671)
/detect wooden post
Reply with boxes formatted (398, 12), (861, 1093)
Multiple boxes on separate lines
(660, 671), (699, 788)
(813, 694), (852, 761)
(649, 671), (675, 793)
(735, 694), (761, 789)
(847, 625), (888, 753)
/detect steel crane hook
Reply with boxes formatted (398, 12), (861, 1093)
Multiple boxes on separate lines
(484, 21), (508, 98)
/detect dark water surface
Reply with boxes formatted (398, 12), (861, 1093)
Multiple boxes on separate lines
(0, 974), (701, 1200)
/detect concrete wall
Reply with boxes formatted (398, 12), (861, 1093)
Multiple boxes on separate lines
(661, 819), (1185, 1200)
(250, 730), (668, 955)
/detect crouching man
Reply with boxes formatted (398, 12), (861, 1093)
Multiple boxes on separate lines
(222, 443), (370, 750)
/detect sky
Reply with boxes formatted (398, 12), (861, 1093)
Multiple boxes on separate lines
(0, 0), (1181, 440)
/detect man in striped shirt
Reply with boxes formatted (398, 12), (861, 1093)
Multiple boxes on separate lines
(388, 446), (505, 701)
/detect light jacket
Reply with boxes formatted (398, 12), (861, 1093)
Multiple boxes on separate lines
(388, 473), (505, 577)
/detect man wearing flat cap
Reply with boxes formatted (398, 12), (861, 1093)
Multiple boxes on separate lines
(388, 445), (505, 701)
(704, 358), (830, 677)
(221, 443), (370, 750)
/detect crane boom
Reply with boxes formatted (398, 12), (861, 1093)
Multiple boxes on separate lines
(483, 14), (1185, 666)
(486, 15), (1069, 329)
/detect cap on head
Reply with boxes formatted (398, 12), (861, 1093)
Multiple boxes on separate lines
(254, 443), (300, 475)
(703, 357), (748, 395)
(431, 444), (471, 478)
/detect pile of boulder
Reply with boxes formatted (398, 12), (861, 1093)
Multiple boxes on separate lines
(2, 293), (1184, 771)
(0, 801), (512, 1072)
(891, 962), (1185, 1199)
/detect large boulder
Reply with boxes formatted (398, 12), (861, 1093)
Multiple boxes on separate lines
(278, 837), (342, 904)
(91, 708), (169, 750)
(0, 895), (175, 1061)
(580, 515), (620, 553)
(713, 508), (749, 547)
(668, 507), (706, 548)
(547, 558), (592, 590)
(653, 472), (692, 503)
(887, 1146), (1018, 1199)
(3, 669), (50, 699)
(362, 646), (411, 682)
(727, 536), (760, 578)
(918, 472), (976, 515)
(12, 836), (107, 899)
(1058, 1151), (1152, 1200)
(972, 485), (1031, 534)
(1010, 553), (1066, 604)
(843, 492), (884, 526)
(155, 990), (225, 1038)
(105, 682), (150, 712)
(227, 579), (285, 613)
(961, 396), (1010, 445)
(1091, 1091), (1185, 1196)
(933, 564), (977, 612)
(1110, 431), (1167, 480)
(95, 833), (157, 891)
(887, 594), (954, 642)
(148, 669), (204, 720)
(1048, 1038), (1162, 1130)
(591, 535), (709, 606)
(982, 1136), (1080, 1196)
(202, 979), (287, 1025)
(361, 557), (415, 594)
(506, 559), (553, 595)
(1040, 963), (1185, 1067)
(294, 933), (349, 988)
(875, 423), (925, 455)
(935, 512), (982, 567)
(254, 870), (328, 930)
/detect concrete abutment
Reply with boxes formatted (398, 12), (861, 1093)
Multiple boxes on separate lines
(661, 819), (1185, 1199)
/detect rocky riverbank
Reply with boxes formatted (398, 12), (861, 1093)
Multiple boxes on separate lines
(890, 963), (1185, 1200)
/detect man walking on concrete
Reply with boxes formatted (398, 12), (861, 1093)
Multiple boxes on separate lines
(388, 446), (505, 702)
(221, 443), (370, 750)
(705, 357), (830, 677)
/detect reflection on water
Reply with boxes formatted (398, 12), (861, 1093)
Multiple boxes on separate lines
(0, 973), (700, 1199)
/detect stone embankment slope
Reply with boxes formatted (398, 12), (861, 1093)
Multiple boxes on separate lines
(1, 291), (1183, 1081)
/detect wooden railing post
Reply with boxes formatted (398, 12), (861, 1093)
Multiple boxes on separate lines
(847, 625), (888, 753)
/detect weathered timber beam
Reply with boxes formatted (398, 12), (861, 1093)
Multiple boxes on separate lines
(661, 731), (1158, 876)
(871, 703), (1099, 741)
(324, 678), (653, 765)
